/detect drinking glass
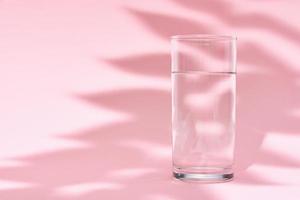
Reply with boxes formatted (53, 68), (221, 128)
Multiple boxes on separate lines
(171, 34), (237, 182)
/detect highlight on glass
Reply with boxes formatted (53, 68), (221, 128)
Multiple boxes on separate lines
(171, 34), (237, 182)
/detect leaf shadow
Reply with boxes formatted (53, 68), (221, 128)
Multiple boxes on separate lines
(125, 8), (214, 39)
(172, 0), (300, 44)
(1, 1), (300, 199)
(106, 53), (170, 78)
(114, 4), (300, 183)
(0, 89), (221, 200)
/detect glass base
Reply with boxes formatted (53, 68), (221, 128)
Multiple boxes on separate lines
(173, 167), (233, 183)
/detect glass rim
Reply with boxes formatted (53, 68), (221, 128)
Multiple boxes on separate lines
(171, 34), (237, 41)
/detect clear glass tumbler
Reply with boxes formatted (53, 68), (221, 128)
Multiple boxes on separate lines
(171, 34), (237, 182)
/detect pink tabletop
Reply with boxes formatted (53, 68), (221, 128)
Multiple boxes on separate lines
(0, 0), (299, 199)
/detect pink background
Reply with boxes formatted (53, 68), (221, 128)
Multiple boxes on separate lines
(0, 0), (300, 199)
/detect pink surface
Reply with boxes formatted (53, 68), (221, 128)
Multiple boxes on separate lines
(0, 0), (300, 199)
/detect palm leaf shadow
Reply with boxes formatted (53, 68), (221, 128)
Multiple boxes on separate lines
(1, 2), (300, 199)
(0, 89), (220, 199)
(105, 53), (170, 78)
(172, 0), (300, 44)
(108, 5), (300, 184)
(124, 8), (214, 39)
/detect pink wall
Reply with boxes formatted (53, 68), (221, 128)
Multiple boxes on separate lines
(0, 0), (300, 199)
